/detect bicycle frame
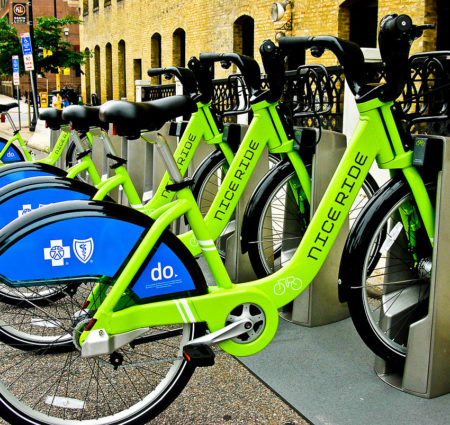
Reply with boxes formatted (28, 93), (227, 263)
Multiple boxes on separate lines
(80, 95), (436, 359)
(86, 101), (232, 209)
(177, 100), (312, 255)
(0, 112), (33, 162)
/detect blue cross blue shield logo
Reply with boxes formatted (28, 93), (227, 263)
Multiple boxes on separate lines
(44, 240), (70, 267)
(73, 238), (94, 264)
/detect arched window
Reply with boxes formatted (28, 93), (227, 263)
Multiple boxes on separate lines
(94, 45), (101, 103)
(437, 0), (450, 49)
(83, 0), (88, 15)
(173, 28), (186, 68)
(118, 40), (127, 99)
(339, 0), (378, 48)
(105, 43), (113, 100)
(233, 15), (254, 57)
(84, 48), (91, 101)
(151, 33), (162, 84)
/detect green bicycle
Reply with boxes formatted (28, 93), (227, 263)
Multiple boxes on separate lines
(0, 14), (433, 424)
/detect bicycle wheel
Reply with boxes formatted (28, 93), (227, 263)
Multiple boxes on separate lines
(0, 137), (25, 164)
(192, 149), (279, 256)
(245, 161), (379, 277)
(0, 319), (200, 424)
(345, 179), (433, 366)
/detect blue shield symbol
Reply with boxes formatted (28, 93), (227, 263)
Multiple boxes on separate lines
(73, 238), (94, 264)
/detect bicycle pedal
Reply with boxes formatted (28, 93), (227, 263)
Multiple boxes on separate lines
(183, 344), (215, 367)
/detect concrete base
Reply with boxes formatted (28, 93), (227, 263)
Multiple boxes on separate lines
(238, 318), (450, 425)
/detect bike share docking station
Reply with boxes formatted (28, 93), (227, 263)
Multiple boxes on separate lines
(278, 128), (350, 326)
(223, 127), (350, 323)
(375, 134), (450, 398)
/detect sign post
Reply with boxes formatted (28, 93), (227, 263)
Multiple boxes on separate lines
(20, 32), (38, 131)
(12, 55), (21, 130)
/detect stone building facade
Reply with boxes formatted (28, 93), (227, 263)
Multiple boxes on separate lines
(0, 0), (81, 96)
(79, 0), (449, 103)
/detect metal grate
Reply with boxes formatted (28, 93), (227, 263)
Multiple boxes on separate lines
(141, 84), (176, 101)
(137, 52), (450, 136)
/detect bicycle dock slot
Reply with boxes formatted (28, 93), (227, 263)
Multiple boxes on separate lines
(279, 129), (350, 326)
(375, 134), (450, 398)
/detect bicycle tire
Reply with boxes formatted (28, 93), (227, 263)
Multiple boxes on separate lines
(344, 177), (433, 367)
(0, 200), (207, 424)
(0, 322), (201, 425)
(0, 136), (25, 164)
(244, 161), (379, 278)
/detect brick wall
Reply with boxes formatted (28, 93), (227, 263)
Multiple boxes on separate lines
(79, 0), (440, 102)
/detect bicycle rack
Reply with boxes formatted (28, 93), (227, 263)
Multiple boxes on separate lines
(374, 134), (450, 398)
(279, 129), (350, 326)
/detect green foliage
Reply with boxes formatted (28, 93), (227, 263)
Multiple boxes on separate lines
(0, 18), (21, 77)
(0, 15), (86, 77)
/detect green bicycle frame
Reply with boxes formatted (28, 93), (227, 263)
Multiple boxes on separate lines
(86, 101), (232, 209)
(0, 131), (33, 162)
(80, 95), (436, 360)
(177, 100), (312, 256)
(142, 101), (234, 213)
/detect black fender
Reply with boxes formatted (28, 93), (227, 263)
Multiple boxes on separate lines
(241, 159), (293, 253)
(338, 176), (406, 303)
(0, 162), (67, 190)
(191, 149), (225, 200)
(0, 176), (113, 229)
(0, 200), (207, 303)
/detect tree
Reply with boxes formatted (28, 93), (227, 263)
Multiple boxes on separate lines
(0, 18), (21, 77)
(0, 15), (86, 77)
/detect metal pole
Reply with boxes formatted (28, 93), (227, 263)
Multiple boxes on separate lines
(27, 0), (39, 131)
(16, 86), (21, 131)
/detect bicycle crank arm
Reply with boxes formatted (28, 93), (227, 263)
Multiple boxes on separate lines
(184, 319), (253, 347)
(81, 327), (149, 358)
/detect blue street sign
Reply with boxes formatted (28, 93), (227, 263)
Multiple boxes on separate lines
(21, 33), (32, 56)
(12, 56), (19, 73)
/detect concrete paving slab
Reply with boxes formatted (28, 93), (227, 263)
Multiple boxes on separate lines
(239, 318), (450, 425)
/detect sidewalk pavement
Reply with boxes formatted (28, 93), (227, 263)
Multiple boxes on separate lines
(0, 94), (51, 153)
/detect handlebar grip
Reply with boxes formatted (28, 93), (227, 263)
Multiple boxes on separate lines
(147, 66), (198, 97)
(278, 36), (313, 50)
(199, 53), (225, 62)
(199, 52), (261, 95)
(380, 14), (413, 35)
(147, 67), (168, 77)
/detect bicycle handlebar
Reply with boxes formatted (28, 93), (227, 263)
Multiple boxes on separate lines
(199, 52), (261, 96)
(270, 14), (433, 102)
(187, 56), (214, 103)
(147, 67), (198, 98)
(278, 36), (366, 97)
(378, 14), (434, 101)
